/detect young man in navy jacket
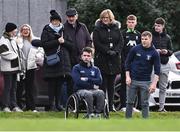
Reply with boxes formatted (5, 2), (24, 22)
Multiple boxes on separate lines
(71, 47), (105, 118)
(125, 31), (160, 118)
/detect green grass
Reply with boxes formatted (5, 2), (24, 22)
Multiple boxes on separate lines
(0, 111), (180, 131)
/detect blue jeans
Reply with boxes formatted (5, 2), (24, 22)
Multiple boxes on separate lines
(126, 80), (151, 118)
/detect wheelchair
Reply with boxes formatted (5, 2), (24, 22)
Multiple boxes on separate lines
(65, 93), (109, 119)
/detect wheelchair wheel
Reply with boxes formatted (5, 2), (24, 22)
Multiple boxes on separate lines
(103, 99), (109, 119)
(65, 94), (79, 119)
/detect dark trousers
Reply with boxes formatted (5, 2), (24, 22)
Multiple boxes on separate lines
(2, 73), (17, 108)
(66, 77), (73, 98)
(77, 89), (105, 114)
(100, 73), (116, 110)
(120, 65), (141, 109)
(17, 69), (36, 110)
(120, 66), (127, 108)
(16, 75), (25, 109)
(48, 76), (72, 110)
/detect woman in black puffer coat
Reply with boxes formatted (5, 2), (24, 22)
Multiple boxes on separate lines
(41, 10), (73, 111)
(93, 9), (124, 111)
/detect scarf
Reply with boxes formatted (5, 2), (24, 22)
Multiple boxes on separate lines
(49, 23), (63, 33)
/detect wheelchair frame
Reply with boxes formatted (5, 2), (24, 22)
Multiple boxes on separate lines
(65, 93), (109, 119)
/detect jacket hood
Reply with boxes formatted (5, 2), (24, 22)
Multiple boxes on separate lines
(3, 32), (11, 40)
(95, 19), (121, 29)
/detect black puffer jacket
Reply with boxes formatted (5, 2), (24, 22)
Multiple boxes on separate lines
(93, 20), (124, 75)
(41, 24), (73, 80)
(152, 30), (173, 64)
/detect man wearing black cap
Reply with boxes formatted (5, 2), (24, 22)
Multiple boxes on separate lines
(0, 22), (23, 112)
(64, 8), (92, 67)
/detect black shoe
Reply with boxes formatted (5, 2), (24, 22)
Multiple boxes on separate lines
(158, 108), (167, 112)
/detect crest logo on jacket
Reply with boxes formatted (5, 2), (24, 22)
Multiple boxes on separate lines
(90, 70), (95, 76)
(127, 40), (137, 47)
(146, 55), (152, 60)
(136, 53), (141, 57)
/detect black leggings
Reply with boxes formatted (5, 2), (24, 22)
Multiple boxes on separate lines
(100, 73), (116, 109)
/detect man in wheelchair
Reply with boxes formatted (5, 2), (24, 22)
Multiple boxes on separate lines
(71, 47), (105, 118)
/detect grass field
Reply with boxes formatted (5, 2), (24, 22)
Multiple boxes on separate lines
(0, 111), (180, 131)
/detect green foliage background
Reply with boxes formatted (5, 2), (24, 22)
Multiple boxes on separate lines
(68, 0), (180, 51)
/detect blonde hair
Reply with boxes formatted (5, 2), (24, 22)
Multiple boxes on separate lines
(19, 24), (35, 42)
(100, 9), (115, 23)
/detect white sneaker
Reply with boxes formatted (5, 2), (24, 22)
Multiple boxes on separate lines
(95, 113), (101, 118)
(120, 107), (126, 112)
(12, 107), (23, 112)
(133, 107), (140, 112)
(89, 113), (95, 119)
(32, 110), (38, 113)
(3, 107), (11, 112)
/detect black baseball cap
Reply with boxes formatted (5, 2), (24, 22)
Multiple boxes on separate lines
(66, 8), (78, 16)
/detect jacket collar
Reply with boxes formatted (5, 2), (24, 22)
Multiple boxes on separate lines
(79, 60), (92, 68)
(152, 28), (167, 37)
(126, 28), (137, 33)
(95, 19), (121, 29)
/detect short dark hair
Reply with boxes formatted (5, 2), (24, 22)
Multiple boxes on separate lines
(141, 31), (152, 38)
(155, 17), (166, 25)
(82, 47), (93, 54)
(127, 14), (137, 21)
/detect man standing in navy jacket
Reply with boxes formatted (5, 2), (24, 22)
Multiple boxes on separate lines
(71, 47), (105, 118)
(125, 31), (160, 118)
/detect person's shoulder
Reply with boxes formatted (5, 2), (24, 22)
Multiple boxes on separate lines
(133, 44), (141, 49)
(63, 21), (69, 27)
(113, 20), (121, 29)
(92, 65), (101, 72)
(121, 28), (127, 33)
(94, 19), (102, 28)
(0, 36), (10, 44)
(77, 21), (87, 27)
(165, 34), (172, 40)
(0, 35), (6, 41)
(135, 30), (141, 35)
(93, 65), (99, 70)
(42, 24), (50, 31)
(73, 64), (80, 68)
(151, 46), (159, 55)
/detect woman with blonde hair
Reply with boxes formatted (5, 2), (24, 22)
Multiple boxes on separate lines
(93, 9), (123, 111)
(16, 24), (44, 112)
